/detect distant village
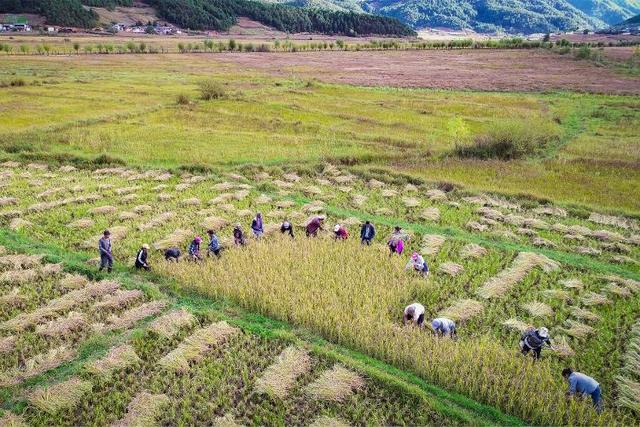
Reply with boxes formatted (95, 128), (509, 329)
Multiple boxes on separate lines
(0, 15), (183, 35)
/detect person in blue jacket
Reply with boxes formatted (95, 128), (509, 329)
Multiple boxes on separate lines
(360, 220), (375, 245)
(562, 368), (602, 413)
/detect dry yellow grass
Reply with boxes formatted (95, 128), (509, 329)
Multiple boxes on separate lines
(306, 365), (364, 402)
(28, 377), (92, 414)
(255, 346), (311, 398)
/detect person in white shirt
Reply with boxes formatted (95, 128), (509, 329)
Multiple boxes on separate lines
(432, 317), (457, 338)
(403, 303), (426, 327)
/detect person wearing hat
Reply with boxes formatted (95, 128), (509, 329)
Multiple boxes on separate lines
(432, 317), (457, 338)
(233, 224), (246, 246)
(360, 220), (375, 245)
(164, 247), (181, 262)
(405, 252), (429, 276)
(306, 216), (325, 237)
(333, 224), (348, 240)
(388, 226), (405, 256)
(403, 302), (426, 327)
(188, 236), (203, 261)
(520, 327), (552, 360)
(135, 244), (151, 271)
(562, 368), (602, 413)
(98, 229), (113, 273)
(207, 229), (222, 258)
(280, 220), (294, 238)
(251, 212), (264, 239)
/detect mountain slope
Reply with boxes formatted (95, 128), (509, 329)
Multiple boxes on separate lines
(566, 0), (640, 25)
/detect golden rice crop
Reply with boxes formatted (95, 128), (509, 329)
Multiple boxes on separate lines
(439, 299), (483, 322)
(28, 377), (92, 414)
(255, 346), (311, 398)
(85, 344), (141, 378)
(421, 235), (446, 256)
(419, 207), (440, 221)
(99, 300), (167, 332)
(522, 301), (554, 318)
(153, 229), (192, 250)
(309, 416), (351, 427)
(477, 252), (559, 299)
(438, 262), (464, 277)
(0, 412), (26, 427)
(306, 365), (364, 402)
(0, 346), (76, 387)
(112, 392), (170, 427)
(148, 309), (196, 338)
(460, 243), (487, 259)
(138, 212), (175, 231)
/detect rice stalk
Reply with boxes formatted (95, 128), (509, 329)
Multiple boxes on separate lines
(0, 346), (77, 386)
(82, 226), (127, 249)
(502, 318), (532, 333)
(112, 392), (170, 427)
(521, 301), (554, 318)
(0, 254), (43, 270)
(421, 235), (446, 256)
(439, 299), (483, 322)
(560, 279), (583, 290)
(35, 311), (87, 338)
(309, 416), (351, 427)
(551, 335), (575, 358)
(255, 346), (311, 398)
(563, 320), (595, 339)
(351, 195), (367, 206)
(460, 243), (487, 259)
(0, 335), (16, 354)
(28, 377), (92, 414)
(100, 300), (167, 332)
(466, 221), (488, 232)
(93, 290), (145, 311)
(541, 289), (571, 302)
(148, 309), (196, 338)
(402, 197), (419, 208)
(85, 344), (141, 378)
(118, 211), (138, 221)
(133, 205), (152, 213)
(153, 229), (192, 250)
(419, 207), (440, 221)
(68, 218), (95, 229)
(438, 262), (464, 277)
(201, 216), (229, 231)
(138, 212), (175, 231)
(581, 292), (612, 306)
(90, 205), (117, 215)
(306, 365), (364, 402)
(426, 189), (446, 201)
(213, 414), (244, 427)
(605, 283), (632, 297)
(588, 212), (635, 230)
(534, 206), (567, 217)
(570, 307), (600, 322)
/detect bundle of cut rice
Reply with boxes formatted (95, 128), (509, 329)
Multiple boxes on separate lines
(175, 183), (192, 192)
(419, 207), (440, 221)
(552, 223), (569, 233)
(255, 347), (311, 398)
(402, 197), (420, 208)
(576, 246), (601, 256)
(255, 172), (271, 181)
(352, 195), (368, 206)
(89, 205), (117, 215)
(9, 218), (32, 231)
(551, 336), (575, 358)
(213, 182), (235, 192)
(157, 192), (173, 201)
(521, 301), (554, 318)
(255, 194), (272, 204)
(82, 226), (127, 248)
(592, 230), (625, 242)
(563, 320), (594, 339)
(132, 205), (152, 214)
(316, 178), (331, 186)
(502, 318), (532, 333)
(121, 194), (138, 202)
(115, 186), (140, 195)
(421, 235), (446, 256)
(589, 212), (636, 230)
(426, 189), (446, 201)
(466, 221), (488, 232)
(541, 289), (571, 302)
(532, 237), (556, 248)
(138, 212), (175, 231)
(118, 211), (138, 221)
(338, 186), (352, 193)
(180, 197), (201, 207)
(404, 183), (418, 192)
(303, 186), (322, 196)
(476, 207), (504, 221)
(516, 228), (537, 236)
(306, 365), (364, 402)
(581, 292), (611, 306)
(153, 229), (192, 250)
(438, 262), (464, 277)
(28, 377), (92, 414)
(563, 234), (585, 242)
(439, 299), (483, 321)
(460, 243), (487, 259)
(570, 307), (600, 322)
(534, 206), (567, 217)
(233, 190), (249, 201)
(381, 189), (398, 198)
(283, 173), (301, 182)
(112, 392), (170, 427)
(0, 197), (17, 206)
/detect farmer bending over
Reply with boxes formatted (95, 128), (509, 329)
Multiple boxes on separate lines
(251, 212), (264, 239)
(403, 302), (425, 327)
(333, 224), (348, 240)
(188, 236), (203, 261)
(135, 244), (150, 271)
(207, 229), (222, 258)
(306, 216), (324, 237)
(520, 327), (552, 360)
(164, 247), (181, 262)
(432, 318), (457, 338)
(406, 252), (429, 276)
(233, 224), (246, 246)
(562, 368), (603, 413)
(360, 220), (375, 245)
(98, 230), (113, 273)
(388, 226), (405, 256)
(280, 220), (294, 238)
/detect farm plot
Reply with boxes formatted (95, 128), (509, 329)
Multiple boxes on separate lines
(0, 249), (476, 427)
(0, 161), (639, 425)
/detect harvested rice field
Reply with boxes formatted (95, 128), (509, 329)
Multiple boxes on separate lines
(0, 161), (638, 425)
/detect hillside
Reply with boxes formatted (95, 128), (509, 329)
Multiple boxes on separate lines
(567, 0), (640, 25)
(0, 0), (415, 36)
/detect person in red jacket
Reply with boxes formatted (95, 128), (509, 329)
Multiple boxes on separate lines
(306, 216), (325, 237)
(333, 224), (348, 240)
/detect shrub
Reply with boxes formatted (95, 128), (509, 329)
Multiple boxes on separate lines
(454, 121), (560, 160)
(176, 94), (191, 105)
(198, 80), (226, 100)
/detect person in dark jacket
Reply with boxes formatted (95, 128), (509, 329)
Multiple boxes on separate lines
(562, 368), (602, 413)
(98, 230), (113, 273)
(360, 220), (375, 245)
(306, 216), (324, 237)
(188, 236), (202, 261)
(135, 244), (150, 271)
(280, 220), (294, 238)
(233, 224), (246, 246)
(251, 213), (264, 239)
(164, 247), (181, 262)
(520, 327), (552, 360)
(207, 229), (222, 258)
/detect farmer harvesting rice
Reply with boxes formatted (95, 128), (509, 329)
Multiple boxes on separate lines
(188, 236), (202, 261)
(280, 220), (294, 238)
(405, 252), (429, 276)
(432, 317), (457, 338)
(164, 247), (181, 262)
(251, 212), (264, 239)
(207, 229), (222, 258)
(333, 224), (348, 240)
(134, 244), (150, 271)
(520, 327), (552, 360)
(306, 216), (324, 237)
(233, 224), (246, 246)
(562, 368), (603, 413)
(360, 220), (375, 245)
(403, 302), (425, 327)
(98, 230), (113, 273)
(388, 226), (405, 256)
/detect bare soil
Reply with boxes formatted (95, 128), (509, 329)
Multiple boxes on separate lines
(217, 49), (640, 94)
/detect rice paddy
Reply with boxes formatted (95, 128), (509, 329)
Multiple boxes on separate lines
(0, 159), (638, 425)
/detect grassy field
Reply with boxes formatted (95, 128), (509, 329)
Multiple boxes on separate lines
(0, 54), (638, 214)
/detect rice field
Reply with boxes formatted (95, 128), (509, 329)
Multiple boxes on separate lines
(0, 161), (638, 425)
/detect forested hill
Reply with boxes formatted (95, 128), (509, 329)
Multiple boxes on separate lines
(0, 0), (415, 36)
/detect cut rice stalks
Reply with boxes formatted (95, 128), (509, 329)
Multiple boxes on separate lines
(113, 392), (170, 427)
(255, 346), (311, 398)
(85, 344), (141, 378)
(28, 377), (92, 414)
(148, 309), (197, 338)
(306, 365), (364, 402)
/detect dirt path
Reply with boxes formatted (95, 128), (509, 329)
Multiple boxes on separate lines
(218, 49), (640, 94)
